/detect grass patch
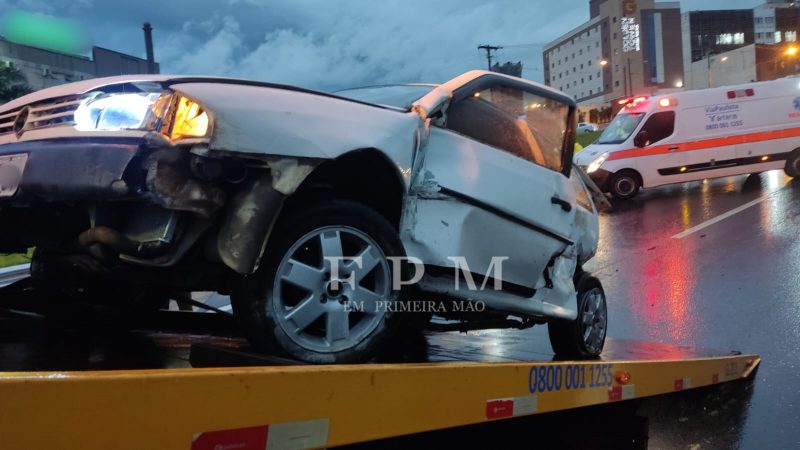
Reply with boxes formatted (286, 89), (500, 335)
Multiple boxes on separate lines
(0, 248), (33, 268)
(575, 131), (602, 150)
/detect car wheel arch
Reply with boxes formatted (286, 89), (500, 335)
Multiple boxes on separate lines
(613, 168), (643, 186)
(283, 148), (408, 230)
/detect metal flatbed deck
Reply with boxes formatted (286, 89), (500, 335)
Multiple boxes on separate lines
(0, 283), (759, 450)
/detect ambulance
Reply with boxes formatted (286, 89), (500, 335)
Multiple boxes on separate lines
(574, 77), (800, 199)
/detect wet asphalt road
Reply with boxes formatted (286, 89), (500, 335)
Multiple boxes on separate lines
(586, 170), (800, 449)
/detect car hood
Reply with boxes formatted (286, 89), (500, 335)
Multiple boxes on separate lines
(0, 75), (175, 113)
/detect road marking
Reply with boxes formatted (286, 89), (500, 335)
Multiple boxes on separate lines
(672, 196), (767, 239)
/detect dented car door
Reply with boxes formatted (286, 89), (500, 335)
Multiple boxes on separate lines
(404, 79), (577, 292)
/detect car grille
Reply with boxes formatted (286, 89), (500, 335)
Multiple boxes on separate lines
(0, 108), (22, 135)
(0, 94), (87, 137)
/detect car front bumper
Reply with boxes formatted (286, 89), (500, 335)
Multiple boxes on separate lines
(583, 167), (613, 192)
(0, 137), (145, 203)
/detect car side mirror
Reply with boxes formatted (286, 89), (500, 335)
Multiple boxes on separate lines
(633, 130), (649, 148)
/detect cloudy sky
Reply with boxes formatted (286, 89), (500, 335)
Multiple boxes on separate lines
(0, 0), (763, 90)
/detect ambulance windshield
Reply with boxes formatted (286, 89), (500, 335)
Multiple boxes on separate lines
(597, 112), (645, 145)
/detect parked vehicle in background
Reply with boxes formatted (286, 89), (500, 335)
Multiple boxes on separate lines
(575, 77), (800, 199)
(0, 70), (608, 363)
(577, 122), (599, 133)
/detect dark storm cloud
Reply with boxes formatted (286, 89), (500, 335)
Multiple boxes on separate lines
(0, 0), (762, 90)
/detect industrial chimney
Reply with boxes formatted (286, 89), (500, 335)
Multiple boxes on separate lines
(143, 22), (155, 74)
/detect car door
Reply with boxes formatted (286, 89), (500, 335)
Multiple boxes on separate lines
(631, 110), (683, 181)
(406, 80), (577, 290)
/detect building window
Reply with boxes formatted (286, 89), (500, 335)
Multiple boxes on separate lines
(613, 16), (617, 23)
(766, 16), (774, 24)
(589, 75), (592, 80)
(717, 32), (745, 45)
(587, 45), (591, 52)
(580, 63), (584, 69)
(613, 32), (617, 39)
(589, 89), (593, 95)
(776, 31), (782, 43)
(597, 71), (601, 77)
(615, 80), (620, 87)
(757, 32), (763, 39)
(572, 53), (575, 58)
(573, 67), (576, 73)
(787, 31), (797, 42)
(588, 60), (592, 66)
(756, 17), (763, 24)
(581, 78), (584, 84)
(615, 64), (619, 72)
(579, 49), (583, 55)
(596, 42), (600, 48)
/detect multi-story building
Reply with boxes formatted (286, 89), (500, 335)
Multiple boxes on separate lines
(542, 0), (683, 105)
(680, 1), (799, 89)
(0, 37), (158, 91)
(754, 1), (800, 44)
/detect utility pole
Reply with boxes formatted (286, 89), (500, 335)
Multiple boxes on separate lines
(478, 44), (503, 71)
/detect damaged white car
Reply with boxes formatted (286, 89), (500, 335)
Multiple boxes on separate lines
(0, 70), (608, 363)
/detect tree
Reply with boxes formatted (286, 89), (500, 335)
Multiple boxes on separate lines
(0, 65), (32, 104)
(589, 108), (599, 123)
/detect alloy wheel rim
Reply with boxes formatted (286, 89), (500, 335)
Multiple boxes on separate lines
(580, 287), (607, 354)
(272, 225), (392, 353)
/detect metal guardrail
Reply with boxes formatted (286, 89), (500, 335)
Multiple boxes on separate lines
(0, 264), (30, 288)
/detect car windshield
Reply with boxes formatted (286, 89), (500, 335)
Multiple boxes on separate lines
(596, 112), (645, 144)
(335, 84), (436, 110)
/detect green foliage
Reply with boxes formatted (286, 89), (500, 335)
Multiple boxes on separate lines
(0, 248), (33, 268)
(0, 64), (32, 103)
(575, 130), (602, 150)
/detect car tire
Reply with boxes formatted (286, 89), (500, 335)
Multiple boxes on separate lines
(548, 273), (607, 359)
(231, 199), (410, 364)
(608, 170), (641, 199)
(784, 149), (800, 178)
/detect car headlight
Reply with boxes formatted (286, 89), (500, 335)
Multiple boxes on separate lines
(169, 95), (210, 140)
(586, 151), (610, 173)
(74, 91), (210, 141)
(74, 92), (171, 132)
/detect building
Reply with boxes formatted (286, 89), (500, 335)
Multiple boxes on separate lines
(491, 61), (523, 77)
(684, 43), (799, 89)
(0, 36), (158, 91)
(680, 1), (799, 89)
(542, 0), (684, 105)
(754, 1), (800, 44)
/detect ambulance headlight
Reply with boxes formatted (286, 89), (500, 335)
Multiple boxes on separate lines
(587, 152), (610, 173)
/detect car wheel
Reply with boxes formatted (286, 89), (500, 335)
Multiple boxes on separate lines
(608, 171), (641, 199)
(232, 199), (408, 364)
(548, 274), (607, 359)
(784, 150), (800, 178)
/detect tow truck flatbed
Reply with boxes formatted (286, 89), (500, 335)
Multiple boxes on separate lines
(0, 298), (759, 450)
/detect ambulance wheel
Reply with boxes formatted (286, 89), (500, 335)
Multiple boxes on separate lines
(548, 274), (607, 359)
(609, 170), (641, 199)
(784, 150), (800, 178)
